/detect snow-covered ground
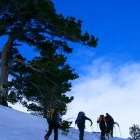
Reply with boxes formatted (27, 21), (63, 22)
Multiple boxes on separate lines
(0, 106), (128, 140)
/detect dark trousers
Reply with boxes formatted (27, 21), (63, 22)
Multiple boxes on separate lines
(100, 130), (106, 140)
(45, 125), (58, 140)
(106, 126), (113, 138)
(78, 128), (84, 140)
(110, 127), (113, 137)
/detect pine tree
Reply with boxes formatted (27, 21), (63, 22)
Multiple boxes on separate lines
(10, 41), (78, 131)
(0, 0), (97, 105)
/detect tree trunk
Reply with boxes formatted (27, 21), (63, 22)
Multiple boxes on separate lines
(0, 37), (13, 106)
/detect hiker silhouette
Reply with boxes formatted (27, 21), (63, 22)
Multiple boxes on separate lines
(97, 113), (119, 140)
(105, 113), (119, 138)
(105, 113), (114, 138)
(44, 108), (61, 140)
(97, 115), (106, 140)
(75, 111), (93, 140)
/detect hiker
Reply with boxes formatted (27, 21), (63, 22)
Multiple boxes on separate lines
(44, 108), (61, 140)
(105, 113), (114, 138)
(75, 111), (93, 140)
(105, 113), (119, 138)
(97, 115), (107, 140)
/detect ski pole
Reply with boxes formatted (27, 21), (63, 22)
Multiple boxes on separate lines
(90, 125), (94, 133)
(118, 126), (122, 137)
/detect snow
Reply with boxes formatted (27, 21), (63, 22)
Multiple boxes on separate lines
(0, 106), (128, 140)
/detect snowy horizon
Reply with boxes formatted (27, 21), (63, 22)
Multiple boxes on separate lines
(2, 105), (127, 140)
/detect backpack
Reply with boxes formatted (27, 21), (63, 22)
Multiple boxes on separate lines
(97, 115), (107, 131)
(75, 112), (85, 125)
(47, 109), (55, 119)
(105, 115), (114, 126)
(47, 109), (61, 126)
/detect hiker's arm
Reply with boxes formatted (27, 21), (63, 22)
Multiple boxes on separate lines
(114, 122), (119, 127)
(85, 116), (93, 126)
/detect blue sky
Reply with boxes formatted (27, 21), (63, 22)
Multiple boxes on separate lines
(2, 0), (140, 138)
(54, 0), (140, 66)
(52, 0), (140, 138)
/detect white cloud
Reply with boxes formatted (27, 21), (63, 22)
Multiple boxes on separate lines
(66, 59), (140, 138)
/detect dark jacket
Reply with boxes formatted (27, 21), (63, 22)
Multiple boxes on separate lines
(105, 114), (114, 129)
(75, 114), (92, 129)
(97, 115), (106, 131)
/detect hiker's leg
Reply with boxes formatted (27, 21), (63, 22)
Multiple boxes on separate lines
(79, 128), (84, 140)
(101, 130), (106, 140)
(54, 127), (58, 140)
(45, 125), (53, 140)
(106, 132), (109, 140)
(110, 127), (113, 137)
(106, 128), (110, 139)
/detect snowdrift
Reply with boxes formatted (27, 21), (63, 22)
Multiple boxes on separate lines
(0, 106), (127, 140)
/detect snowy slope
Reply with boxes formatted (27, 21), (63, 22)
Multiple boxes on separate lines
(0, 106), (127, 140)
